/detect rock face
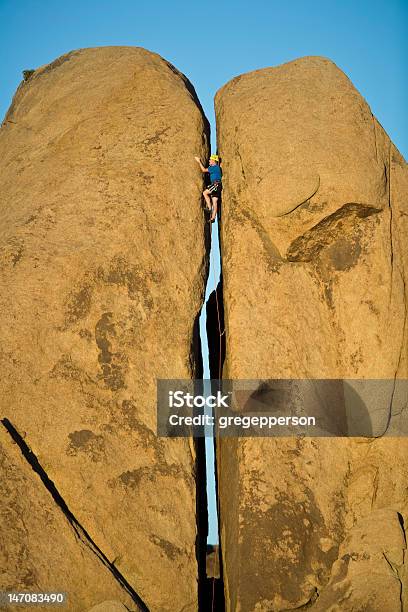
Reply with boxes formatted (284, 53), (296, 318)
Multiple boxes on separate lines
(0, 428), (139, 611)
(310, 508), (406, 612)
(215, 57), (408, 611)
(0, 47), (209, 611)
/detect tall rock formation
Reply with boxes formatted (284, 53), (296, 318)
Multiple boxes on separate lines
(215, 57), (408, 611)
(0, 47), (209, 611)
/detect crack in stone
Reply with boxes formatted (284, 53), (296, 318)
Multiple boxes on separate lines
(381, 145), (408, 436)
(382, 551), (404, 610)
(277, 175), (321, 218)
(388, 144), (395, 303)
(372, 113), (378, 164)
(236, 147), (246, 181)
(1, 418), (149, 612)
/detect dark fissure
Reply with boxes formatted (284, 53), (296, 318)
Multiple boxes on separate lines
(195, 195), (226, 610)
(1, 417), (150, 612)
(205, 273), (226, 611)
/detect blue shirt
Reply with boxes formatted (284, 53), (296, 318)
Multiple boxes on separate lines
(208, 164), (222, 182)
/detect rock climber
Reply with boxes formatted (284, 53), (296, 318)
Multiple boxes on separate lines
(194, 154), (222, 222)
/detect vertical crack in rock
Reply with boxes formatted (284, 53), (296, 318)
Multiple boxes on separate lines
(383, 145), (408, 435)
(382, 552), (403, 607)
(206, 278), (226, 381)
(396, 513), (407, 609)
(206, 272), (226, 610)
(195, 219), (226, 610)
(384, 145), (398, 434)
(1, 418), (149, 612)
(372, 113), (378, 163)
(191, 305), (210, 612)
(388, 143), (395, 288)
(237, 148), (246, 181)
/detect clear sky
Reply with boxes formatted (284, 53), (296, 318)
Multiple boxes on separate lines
(1, 0), (407, 157)
(1, 0), (407, 545)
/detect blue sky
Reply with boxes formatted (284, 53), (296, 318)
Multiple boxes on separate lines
(1, 0), (407, 157)
(1, 0), (406, 545)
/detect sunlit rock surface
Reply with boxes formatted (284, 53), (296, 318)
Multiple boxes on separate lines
(0, 46), (210, 612)
(215, 56), (408, 611)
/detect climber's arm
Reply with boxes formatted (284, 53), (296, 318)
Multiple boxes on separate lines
(194, 156), (209, 172)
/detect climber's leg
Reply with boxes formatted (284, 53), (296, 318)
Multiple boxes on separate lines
(203, 188), (212, 209)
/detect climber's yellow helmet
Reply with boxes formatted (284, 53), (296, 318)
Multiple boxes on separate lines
(210, 154), (219, 162)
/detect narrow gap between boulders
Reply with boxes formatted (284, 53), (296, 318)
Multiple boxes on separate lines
(197, 161), (226, 609)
